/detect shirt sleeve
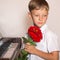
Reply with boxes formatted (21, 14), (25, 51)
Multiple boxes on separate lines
(46, 31), (60, 53)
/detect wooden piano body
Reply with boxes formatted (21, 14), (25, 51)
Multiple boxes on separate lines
(0, 38), (22, 60)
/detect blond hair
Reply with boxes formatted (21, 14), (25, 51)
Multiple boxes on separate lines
(28, 0), (49, 12)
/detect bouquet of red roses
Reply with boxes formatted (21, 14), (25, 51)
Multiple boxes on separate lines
(19, 26), (42, 60)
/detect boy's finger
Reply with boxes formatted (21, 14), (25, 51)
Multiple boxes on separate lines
(26, 43), (30, 45)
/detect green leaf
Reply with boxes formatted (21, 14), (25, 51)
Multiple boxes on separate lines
(22, 37), (29, 43)
(22, 54), (28, 60)
(21, 49), (28, 55)
(22, 37), (36, 46)
(27, 36), (36, 46)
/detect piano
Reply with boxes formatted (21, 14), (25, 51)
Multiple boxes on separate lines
(0, 38), (22, 60)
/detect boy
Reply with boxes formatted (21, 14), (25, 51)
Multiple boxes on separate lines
(24, 0), (60, 60)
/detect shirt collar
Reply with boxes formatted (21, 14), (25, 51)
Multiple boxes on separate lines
(40, 24), (47, 33)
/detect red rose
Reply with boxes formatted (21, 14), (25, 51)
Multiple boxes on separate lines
(28, 26), (42, 42)
(21, 26), (42, 60)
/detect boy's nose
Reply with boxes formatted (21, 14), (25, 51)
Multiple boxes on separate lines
(39, 16), (43, 21)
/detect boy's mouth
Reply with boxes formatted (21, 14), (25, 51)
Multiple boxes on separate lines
(38, 22), (43, 24)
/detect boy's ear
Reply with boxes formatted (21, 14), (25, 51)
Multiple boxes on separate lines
(28, 12), (32, 19)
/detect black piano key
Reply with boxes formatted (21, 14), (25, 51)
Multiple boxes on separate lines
(0, 40), (12, 57)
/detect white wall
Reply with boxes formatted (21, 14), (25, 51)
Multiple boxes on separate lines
(47, 0), (60, 53)
(0, 0), (60, 59)
(0, 0), (31, 37)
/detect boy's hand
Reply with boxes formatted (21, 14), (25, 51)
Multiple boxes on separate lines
(24, 43), (37, 54)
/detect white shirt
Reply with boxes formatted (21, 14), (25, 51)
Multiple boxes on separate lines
(28, 24), (60, 60)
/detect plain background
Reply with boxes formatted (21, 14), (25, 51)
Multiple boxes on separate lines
(0, 0), (60, 59)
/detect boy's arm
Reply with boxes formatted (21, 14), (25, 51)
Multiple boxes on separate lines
(34, 48), (59, 60)
(25, 43), (59, 60)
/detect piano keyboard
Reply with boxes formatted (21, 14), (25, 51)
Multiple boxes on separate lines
(0, 38), (22, 60)
(0, 40), (12, 57)
(2, 43), (19, 59)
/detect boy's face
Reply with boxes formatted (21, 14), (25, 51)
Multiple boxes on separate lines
(28, 8), (48, 28)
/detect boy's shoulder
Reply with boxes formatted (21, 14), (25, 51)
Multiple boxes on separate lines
(45, 27), (58, 39)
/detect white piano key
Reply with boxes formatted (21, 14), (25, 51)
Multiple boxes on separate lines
(0, 41), (3, 46)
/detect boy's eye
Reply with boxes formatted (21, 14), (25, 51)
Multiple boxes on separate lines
(35, 15), (39, 16)
(43, 15), (47, 17)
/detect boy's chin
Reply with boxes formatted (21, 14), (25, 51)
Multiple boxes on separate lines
(37, 24), (45, 28)
(36, 24), (43, 28)
(34, 25), (42, 28)
(33, 24), (43, 28)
